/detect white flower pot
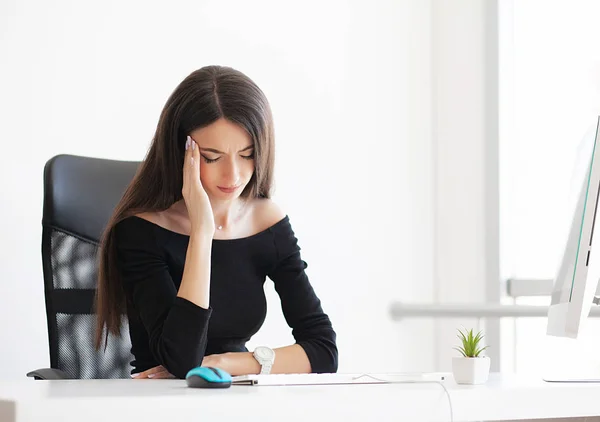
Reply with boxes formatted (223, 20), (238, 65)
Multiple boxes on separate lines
(452, 356), (491, 385)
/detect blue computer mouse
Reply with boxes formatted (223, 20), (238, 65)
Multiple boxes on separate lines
(185, 366), (232, 388)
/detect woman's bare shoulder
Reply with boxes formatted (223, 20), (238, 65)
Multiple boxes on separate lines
(132, 209), (190, 236)
(250, 198), (286, 232)
(134, 211), (161, 225)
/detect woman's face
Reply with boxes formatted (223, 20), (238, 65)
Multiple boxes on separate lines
(189, 118), (255, 201)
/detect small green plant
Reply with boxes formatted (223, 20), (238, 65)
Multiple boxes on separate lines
(454, 328), (488, 358)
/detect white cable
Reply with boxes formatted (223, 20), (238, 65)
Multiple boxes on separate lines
(434, 380), (454, 422)
(351, 375), (454, 422)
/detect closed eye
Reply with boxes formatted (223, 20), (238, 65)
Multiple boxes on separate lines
(201, 155), (219, 164)
(201, 154), (254, 164)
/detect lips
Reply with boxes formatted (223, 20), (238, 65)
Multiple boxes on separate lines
(218, 185), (240, 193)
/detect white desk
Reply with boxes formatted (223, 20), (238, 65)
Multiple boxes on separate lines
(1, 373), (599, 422)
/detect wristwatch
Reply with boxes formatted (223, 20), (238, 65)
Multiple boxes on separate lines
(253, 346), (275, 375)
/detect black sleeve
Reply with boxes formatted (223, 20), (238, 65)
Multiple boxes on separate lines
(267, 217), (338, 373)
(114, 217), (212, 379)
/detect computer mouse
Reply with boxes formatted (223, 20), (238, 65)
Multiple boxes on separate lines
(185, 366), (232, 388)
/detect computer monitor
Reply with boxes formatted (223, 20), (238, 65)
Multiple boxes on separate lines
(544, 116), (600, 382)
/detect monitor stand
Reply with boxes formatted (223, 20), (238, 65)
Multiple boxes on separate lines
(543, 297), (600, 382)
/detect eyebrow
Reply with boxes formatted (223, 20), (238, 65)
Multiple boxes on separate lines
(199, 145), (254, 154)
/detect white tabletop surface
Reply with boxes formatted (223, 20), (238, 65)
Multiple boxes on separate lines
(1, 373), (600, 422)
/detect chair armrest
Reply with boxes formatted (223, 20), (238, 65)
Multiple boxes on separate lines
(26, 368), (72, 380)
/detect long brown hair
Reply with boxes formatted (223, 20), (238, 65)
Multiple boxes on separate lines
(94, 65), (275, 350)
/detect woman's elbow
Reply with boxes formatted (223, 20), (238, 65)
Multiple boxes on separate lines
(150, 339), (205, 379)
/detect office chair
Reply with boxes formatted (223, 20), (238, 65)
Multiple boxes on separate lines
(27, 154), (140, 380)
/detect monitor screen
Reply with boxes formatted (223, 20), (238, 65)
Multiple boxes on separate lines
(547, 116), (600, 339)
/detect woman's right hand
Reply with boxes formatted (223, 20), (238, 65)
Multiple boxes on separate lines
(183, 136), (215, 235)
(131, 365), (175, 379)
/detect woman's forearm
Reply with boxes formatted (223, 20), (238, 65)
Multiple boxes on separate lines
(271, 344), (312, 373)
(208, 344), (312, 376)
(177, 230), (212, 309)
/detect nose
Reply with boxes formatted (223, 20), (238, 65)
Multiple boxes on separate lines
(222, 157), (240, 187)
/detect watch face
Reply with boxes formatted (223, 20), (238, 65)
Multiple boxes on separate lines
(255, 347), (274, 360)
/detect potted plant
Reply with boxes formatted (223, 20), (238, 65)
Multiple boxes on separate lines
(452, 328), (491, 385)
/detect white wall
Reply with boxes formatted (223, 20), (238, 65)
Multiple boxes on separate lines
(431, 0), (501, 371)
(0, 0), (494, 379)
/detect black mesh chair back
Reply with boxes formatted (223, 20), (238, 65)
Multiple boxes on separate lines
(41, 154), (140, 379)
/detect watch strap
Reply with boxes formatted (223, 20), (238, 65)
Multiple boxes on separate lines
(259, 362), (272, 375)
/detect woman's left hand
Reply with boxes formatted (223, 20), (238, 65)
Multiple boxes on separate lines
(202, 352), (260, 376)
(131, 353), (258, 379)
(201, 353), (227, 371)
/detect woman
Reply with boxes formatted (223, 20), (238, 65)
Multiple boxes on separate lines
(94, 65), (338, 380)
